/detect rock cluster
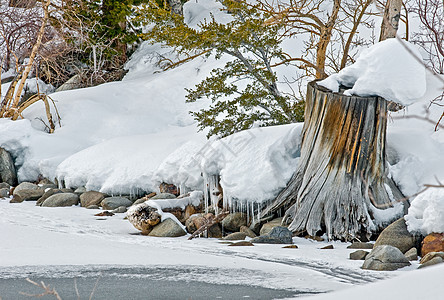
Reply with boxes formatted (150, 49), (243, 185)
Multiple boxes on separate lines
(2, 174), (443, 272)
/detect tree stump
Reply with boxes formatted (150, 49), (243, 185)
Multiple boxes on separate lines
(263, 81), (406, 241)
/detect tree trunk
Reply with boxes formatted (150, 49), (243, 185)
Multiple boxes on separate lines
(379, 0), (402, 41)
(262, 81), (406, 241)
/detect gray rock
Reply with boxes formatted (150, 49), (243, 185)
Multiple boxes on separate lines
(13, 182), (38, 195)
(86, 205), (100, 209)
(36, 189), (64, 206)
(228, 241), (254, 246)
(74, 187), (87, 195)
(347, 242), (374, 249)
(404, 247), (418, 261)
(112, 206), (127, 213)
(150, 193), (177, 200)
(55, 74), (83, 92)
(133, 198), (147, 206)
(38, 184), (58, 190)
(0, 182), (10, 189)
(80, 191), (105, 207)
(223, 232), (247, 241)
(38, 178), (54, 185)
(101, 197), (132, 210)
(0, 187), (9, 198)
(418, 257), (444, 269)
(15, 189), (44, 201)
(420, 251), (444, 264)
(251, 226), (293, 244)
(221, 212), (247, 232)
(0, 148), (17, 186)
(350, 250), (369, 260)
(362, 245), (411, 271)
(240, 226), (257, 238)
(41, 193), (79, 207)
(148, 218), (186, 237)
(374, 218), (421, 254)
(260, 217), (285, 236)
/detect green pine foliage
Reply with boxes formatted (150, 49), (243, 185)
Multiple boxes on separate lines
(137, 0), (304, 137)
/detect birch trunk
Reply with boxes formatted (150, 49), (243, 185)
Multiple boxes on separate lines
(263, 81), (406, 241)
(379, 0), (402, 41)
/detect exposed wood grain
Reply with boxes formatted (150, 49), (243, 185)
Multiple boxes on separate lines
(262, 81), (406, 241)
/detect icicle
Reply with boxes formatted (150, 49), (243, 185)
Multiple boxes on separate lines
(203, 174), (209, 214)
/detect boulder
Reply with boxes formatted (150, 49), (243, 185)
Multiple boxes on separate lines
(260, 217), (284, 236)
(419, 251), (444, 264)
(39, 184), (58, 190)
(0, 147), (17, 186)
(283, 245), (298, 249)
(223, 232), (247, 241)
(228, 241), (254, 246)
(9, 195), (23, 203)
(36, 189), (64, 206)
(251, 226), (293, 244)
(133, 198), (147, 206)
(0, 187), (9, 198)
(150, 193), (176, 200)
(221, 212), (246, 232)
(101, 197), (132, 210)
(74, 187), (87, 195)
(41, 193), (79, 207)
(148, 218), (186, 237)
(38, 178), (54, 185)
(0, 182), (10, 189)
(240, 226), (257, 238)
(350, 250), (369, 260)
(86, 205), (100, 209)
(13, 182), (38, 195)
(185, 214), (222, 238)
(374, 218), (420, 254)
(55, 74), (83, 92)
(127, 203), (162, 235)
(159, 182), (179, 196)
(184, 205), (196, 221)
(418, 257), (444, 269)
(404, 247), (418, 261)
(80, 191), (105, 207)
(421, 233), (444, 257)
(362, 245), (411, 271)
(321, 245), (334, 249)
(15, 189), (44, 201)
(112, 206), (127, 213)
(347, 242), (374, 249)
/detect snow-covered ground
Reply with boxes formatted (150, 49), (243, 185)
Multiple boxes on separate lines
(0, 198), (406, 296)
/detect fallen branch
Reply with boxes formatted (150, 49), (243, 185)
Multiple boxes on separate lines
(188, 210), (229, 240)
(20, 278), (62, 300)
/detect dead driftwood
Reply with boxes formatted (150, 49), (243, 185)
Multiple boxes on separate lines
(188, 211), (229, 240)
(262, 81), (406, 241)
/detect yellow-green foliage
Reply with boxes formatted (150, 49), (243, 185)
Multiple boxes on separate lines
(138, 0), (304, 137)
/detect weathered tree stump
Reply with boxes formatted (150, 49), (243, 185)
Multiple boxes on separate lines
(263, 81), (406, 241)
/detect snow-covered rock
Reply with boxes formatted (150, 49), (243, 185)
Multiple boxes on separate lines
(405, 188), (444, 235)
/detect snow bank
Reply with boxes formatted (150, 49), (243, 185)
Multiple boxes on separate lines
(148, 191), (203, 210)
(319, 38), (426, 105)
(155, 123), (304, 203)
(405, 188), (444, 235)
